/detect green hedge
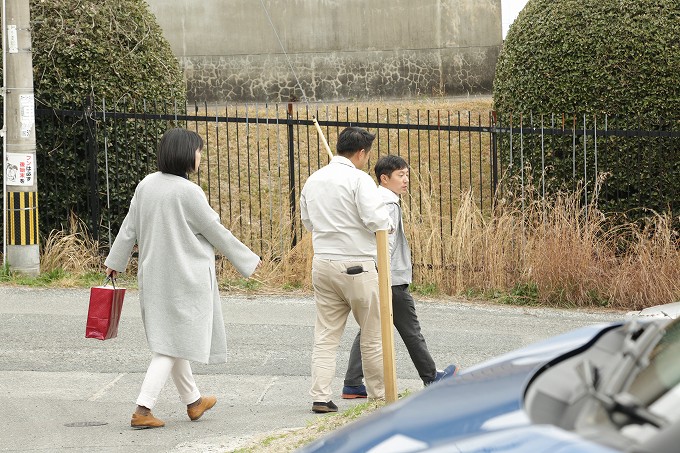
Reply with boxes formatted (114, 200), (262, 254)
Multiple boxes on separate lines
(31, 0), (184, 107)
(493, 0), (680, 218)
(28, 0), (185, 240)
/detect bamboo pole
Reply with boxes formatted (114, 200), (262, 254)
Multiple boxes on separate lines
(376, 229), (397, 403)
(312, 117), (333, 160)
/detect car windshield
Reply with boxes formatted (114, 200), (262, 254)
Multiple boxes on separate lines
(615, 317), (680, 447)
(525, 316), (680, 451)
(627, 317), (680, 410)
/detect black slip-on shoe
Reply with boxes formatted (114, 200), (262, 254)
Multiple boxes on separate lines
(312, 400), (338, 413)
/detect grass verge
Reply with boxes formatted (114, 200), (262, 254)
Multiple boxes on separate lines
(229, 398), (390, 452)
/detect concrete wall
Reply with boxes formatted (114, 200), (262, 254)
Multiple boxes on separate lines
(144, 0), (502, 102)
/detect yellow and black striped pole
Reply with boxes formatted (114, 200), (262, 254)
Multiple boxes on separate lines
(6, 191), (39, 246)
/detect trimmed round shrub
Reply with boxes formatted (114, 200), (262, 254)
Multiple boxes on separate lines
(494, 0), (680, 116)
(28, 0), (185, 241)
(31, 0), (184, 107)
(493, 0), (680, 218)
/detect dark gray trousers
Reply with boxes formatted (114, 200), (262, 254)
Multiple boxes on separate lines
(344, 284), (437, 386)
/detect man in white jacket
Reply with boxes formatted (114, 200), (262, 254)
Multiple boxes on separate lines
(300, 127), (393, 413)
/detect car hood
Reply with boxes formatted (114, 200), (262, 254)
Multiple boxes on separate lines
(625, 301), (680, 319)
(299, 322), (621, 453)
(430, 425), (620, 453)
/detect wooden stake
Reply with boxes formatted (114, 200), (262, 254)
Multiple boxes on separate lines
(376, 229), (397, 403)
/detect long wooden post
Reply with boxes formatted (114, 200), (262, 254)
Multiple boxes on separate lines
(312, 117), (333, 160)
(376, 229), (397, 402)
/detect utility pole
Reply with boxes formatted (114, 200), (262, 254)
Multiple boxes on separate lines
(2, 0), (39, 275)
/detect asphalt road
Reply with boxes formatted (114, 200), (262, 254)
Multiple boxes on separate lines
(0, 286), (624, 452)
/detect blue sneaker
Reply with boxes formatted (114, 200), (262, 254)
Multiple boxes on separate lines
(426, 364), (458, 386)
(341, 384), (367, 399)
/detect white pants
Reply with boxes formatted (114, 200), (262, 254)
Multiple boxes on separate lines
(136, 353), (201, 409)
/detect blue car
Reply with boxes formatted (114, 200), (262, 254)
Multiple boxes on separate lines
(299, 307), (680, 453)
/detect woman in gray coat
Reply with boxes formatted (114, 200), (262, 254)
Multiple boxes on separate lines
(105, 128), (260, 429)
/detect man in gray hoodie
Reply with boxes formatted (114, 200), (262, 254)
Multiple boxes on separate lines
(341, 155), (457, 398)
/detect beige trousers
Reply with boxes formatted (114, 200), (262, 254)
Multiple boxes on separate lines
(309, 258), (384, 401)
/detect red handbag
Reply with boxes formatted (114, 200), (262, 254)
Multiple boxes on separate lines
(85, 277), (126, 340)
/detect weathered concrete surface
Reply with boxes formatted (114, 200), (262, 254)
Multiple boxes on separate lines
(0, 286), (623, 452)
(144, 0), (502, 102)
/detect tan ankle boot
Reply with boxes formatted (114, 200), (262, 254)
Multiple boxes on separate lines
(187, 395), (217, 421)
(131, 412), (165, 429)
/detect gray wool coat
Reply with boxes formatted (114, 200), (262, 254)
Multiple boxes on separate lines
(104, 172), (260, 364)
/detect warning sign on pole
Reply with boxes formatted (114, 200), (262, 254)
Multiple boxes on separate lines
(5, 153), (34, 186)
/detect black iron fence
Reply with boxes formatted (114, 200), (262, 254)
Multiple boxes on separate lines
(495, 113), (679, 219)
(4, 100), (678, 263)
(33, 100), (501, 260)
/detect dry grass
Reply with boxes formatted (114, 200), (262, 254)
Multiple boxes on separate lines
(7, 177), (679, 310)
(421, 185), (680, 310)
(211, 181), (680, 310)
(192, 97), (495, 262)
(40, 214), (101, 276)
(607, 214), (680, 309)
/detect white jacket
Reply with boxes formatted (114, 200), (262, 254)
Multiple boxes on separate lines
(300, 156), (393, 260)
(105, 172), (260, 364)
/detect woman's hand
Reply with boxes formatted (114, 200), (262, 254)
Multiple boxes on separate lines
(106, 267), (118, 279)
